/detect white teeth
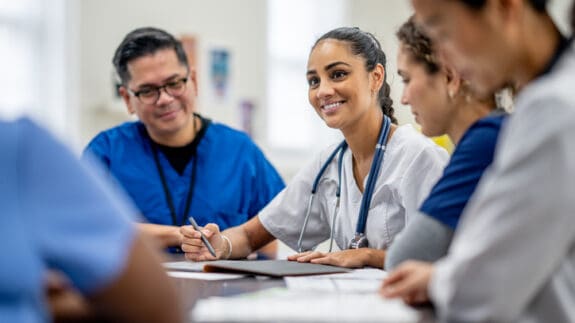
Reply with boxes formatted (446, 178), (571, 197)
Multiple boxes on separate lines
(323, 102), (342, 110)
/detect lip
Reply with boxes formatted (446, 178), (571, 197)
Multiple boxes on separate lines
(158, 109), (179, 120)
(320, 100), (345, 114)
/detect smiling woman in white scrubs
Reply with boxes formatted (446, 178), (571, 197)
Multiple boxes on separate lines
(181, 27), (448, 269)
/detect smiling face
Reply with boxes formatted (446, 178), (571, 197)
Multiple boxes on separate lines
(398, 43), (455, 137)
(306, 39), (383, 131)
(120, 48), (197, 144)
(411, 0), (514, 98)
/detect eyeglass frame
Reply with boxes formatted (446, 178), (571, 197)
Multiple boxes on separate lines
(126, 74), (190, 104)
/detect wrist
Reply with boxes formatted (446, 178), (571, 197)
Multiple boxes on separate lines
(221, 234), (232, 259)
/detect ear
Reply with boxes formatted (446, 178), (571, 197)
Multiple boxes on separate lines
(444, 64), (462, 100)
(119, 86), (135, 115)
(371, 63), (385, 95)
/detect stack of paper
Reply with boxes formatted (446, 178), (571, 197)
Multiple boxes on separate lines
(191, 288), (420, 322)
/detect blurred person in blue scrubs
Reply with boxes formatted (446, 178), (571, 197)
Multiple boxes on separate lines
(0, 117), (182, 322)
(83, 27), (285, 254)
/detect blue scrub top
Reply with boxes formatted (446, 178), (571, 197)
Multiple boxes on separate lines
(0, 118), (137, 322)
(420, 114), (505, 229)
(84, 119), (285, 230)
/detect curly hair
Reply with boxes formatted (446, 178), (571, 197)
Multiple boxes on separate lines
(396, 16), (440, 75)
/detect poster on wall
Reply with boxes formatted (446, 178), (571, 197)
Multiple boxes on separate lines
(210, 48), (230, 100)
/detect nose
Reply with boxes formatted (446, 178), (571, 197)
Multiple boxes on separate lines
(155, 87), (175, 105)
(316, 80), (334, 100)
(400, 87), (409, 105)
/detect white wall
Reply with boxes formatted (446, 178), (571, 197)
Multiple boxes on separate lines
(73, 0), (573, 181)
(77, 0), (268, 148)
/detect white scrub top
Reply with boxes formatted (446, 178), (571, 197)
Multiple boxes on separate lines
(259, 124), (448, 252)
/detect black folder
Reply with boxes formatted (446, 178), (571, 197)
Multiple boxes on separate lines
(203, 260), (351, 277)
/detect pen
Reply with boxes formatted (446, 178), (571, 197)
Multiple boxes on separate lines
(188, 216), (217, 257)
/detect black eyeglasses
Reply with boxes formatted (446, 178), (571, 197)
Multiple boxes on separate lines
(128, 75), (189, 104)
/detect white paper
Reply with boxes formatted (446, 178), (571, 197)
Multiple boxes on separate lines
(284, 268), (388, 293)
(167, 271), (246, 280)
(162, 261), (208, 272)
(191, 288), (420, 322)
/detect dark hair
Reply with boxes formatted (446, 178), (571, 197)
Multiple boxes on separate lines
(396, 16), (440, 74)
(312, 27), (397, 124)
(113, 27), (188, 84)
(456, 0), (548, 12)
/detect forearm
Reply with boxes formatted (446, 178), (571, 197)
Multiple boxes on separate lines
(222, 216), (275, 259)
(138, 223), (181, 248)
(364, 248), (386, 269)
(386, 214), (453, 270)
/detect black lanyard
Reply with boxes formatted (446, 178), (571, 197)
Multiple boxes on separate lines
(146, 114), (209, 226)
(152, 147), (197, 227)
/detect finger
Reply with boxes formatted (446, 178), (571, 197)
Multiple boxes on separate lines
(383, 274), (420, 298)
(204, 223), (220, 237)
(310, 256), (338, 266)
(181, 236), (205, 247)
(287, 251), (312, 261)
(297, 251), (324, 262)
(180, 225), (203, 238)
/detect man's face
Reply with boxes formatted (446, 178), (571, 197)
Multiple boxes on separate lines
(411, 0), (514, 98)
(121, 48), (196, 143)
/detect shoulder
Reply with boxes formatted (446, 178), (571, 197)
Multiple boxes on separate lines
(390, 124), (449, 162)
(518, 47), (575, 116)
(459, 115), (505, 149)
(205, 121), (255, 147)
(86, 121), (143, 150)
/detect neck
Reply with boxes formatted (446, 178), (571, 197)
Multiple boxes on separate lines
(148, 114), (198, 147)
(513, 12), (561, 91)
(342, 109), (386, 164)
(447, 99), (493, 145)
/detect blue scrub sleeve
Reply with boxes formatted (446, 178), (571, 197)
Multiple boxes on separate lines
(19, 119), (138, 294)
(247, 146), (285, 217)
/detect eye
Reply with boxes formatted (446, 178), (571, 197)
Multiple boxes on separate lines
(401, 77), (410, 84)
(166, 79), (185, 91)
(331, 70), (347, 80)
(307, 76), (319, 88)
(137, 88), (156, 98)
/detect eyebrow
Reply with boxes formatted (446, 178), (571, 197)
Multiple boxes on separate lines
(134, 73), (184, 89)
(306, 61), (351, 76)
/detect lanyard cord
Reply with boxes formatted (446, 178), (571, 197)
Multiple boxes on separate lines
(354, 115), (391, 235)
(152, 146), (197, 227)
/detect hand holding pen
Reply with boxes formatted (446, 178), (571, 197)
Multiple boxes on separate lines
(180, 219), (227, 261)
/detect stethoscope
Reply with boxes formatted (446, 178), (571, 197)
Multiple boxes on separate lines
(296, 115), (392, 253)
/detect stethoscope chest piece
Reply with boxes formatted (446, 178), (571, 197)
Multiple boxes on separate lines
(348, 232), (369, 249)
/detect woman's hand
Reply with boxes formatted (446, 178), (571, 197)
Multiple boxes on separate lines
(180, 223), (229, 261)
(380, 260), (433, 305)
(287, 248), (381, 268)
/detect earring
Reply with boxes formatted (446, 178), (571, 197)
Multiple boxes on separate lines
(448, 90), (455, 99)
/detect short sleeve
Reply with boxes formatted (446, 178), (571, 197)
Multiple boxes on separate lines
(420, 116), (503, 229)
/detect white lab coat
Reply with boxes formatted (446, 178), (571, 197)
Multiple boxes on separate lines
(431, 42), (575, 322)
(259, 124), (448, 252)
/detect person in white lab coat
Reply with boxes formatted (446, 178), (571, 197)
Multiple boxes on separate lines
(181, 27), (448, 269)
(382, 1), (575, 322)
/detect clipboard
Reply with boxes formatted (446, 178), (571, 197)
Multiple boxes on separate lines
(202, 260), (352, 277)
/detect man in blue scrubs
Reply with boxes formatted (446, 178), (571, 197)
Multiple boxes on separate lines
(1, 118), (181, 322)
(84, 27), (285, 252)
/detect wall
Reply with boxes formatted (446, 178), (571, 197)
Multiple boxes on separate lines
(77, 0), (268, 148)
